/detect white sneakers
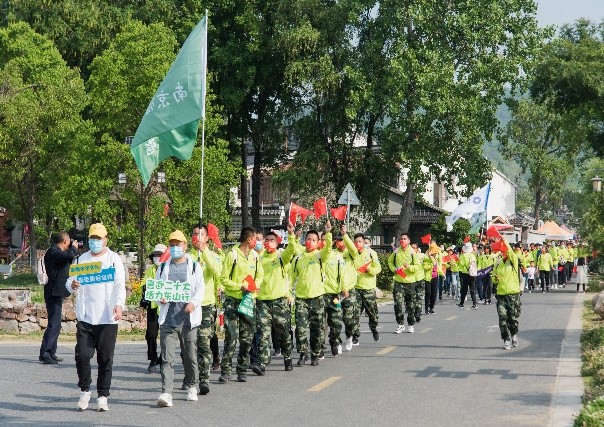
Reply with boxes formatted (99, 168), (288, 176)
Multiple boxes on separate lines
(157, 393), (173, 407)
(395, 324), (406, 334)
(512, 335), (518, 347)
(77, 391), (91, 410)
(345, 337), (353, 351)
(97, 396), (109, 412)
(407, 325), (415, 334)
(337, 344), (343, 355)
(186, 387), (198, 401)
(503, 340), (511, 350)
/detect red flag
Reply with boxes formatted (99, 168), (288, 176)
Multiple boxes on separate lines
(486, 226), (503, 239)
(492, 240), (508, 253)
(207, 223), (222, 249)
(358, 261), (371, 273)
(314, 197), (328, 219)
(331, 205), (348, 221)
(289, 202), (313, 225)
(420, 234), (431, 245)
(159, 247), (170, 263)
(442, 255), (451, 263)
(463, 235), (471, 244)
(395, 268), (407, 278)
(244, 275), (257, 292)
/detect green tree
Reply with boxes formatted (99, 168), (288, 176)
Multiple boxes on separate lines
(429, 215), (470, 247)
(0, 22), (94, 271)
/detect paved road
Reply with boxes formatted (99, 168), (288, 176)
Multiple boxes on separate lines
(0, 289), (582, 426)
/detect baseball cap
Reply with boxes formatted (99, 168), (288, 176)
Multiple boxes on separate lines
(89, 223), (107, 238)
(152, 244), (167, 255)
(168, 230), (187, 243)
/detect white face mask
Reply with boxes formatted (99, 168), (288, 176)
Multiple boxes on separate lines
(153, 256), (160, 266)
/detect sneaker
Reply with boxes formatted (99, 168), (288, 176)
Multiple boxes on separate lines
(470, 305), (478, 310)
(415, 316), (421, 323)
(284, 358), (293, 371)
(330, 343), (338, 356)
(429, 309), (435, 314)
(310, 357), (319, 366)
(181, 380), (187, 390)
(352, 337), (359, 346)
(237, 372), (247, 382)
(218, 373), (230, 383)
(395, 324), (406, 334)
(273, 349), (282, 357)
(40, 356), (58, 365)
(51, 355), (63, 362)
(337, 344), (342, 355)
(503, 340), (511, 350)
(407, 325), (414, 333)
(424, 310), (429, 315)
(212, 359), (220, 371)
(318, 351), (325, 360)
(97, 396), (109, 412)
(457, 304), (464, 309)
(487, 300), (492, 305)
(157, 393), (173, 407)
(512, 335), (518, 347)
(345, 337), (353, 351)
(77, 391), (91, 411)
(147, 361), (158, 374)
(372, 329), (380, 341)
(251, 364), (266, 376)
(199, 382), (210, 395)
(187, 387), (198, 401)
(297, 354), (308, 366)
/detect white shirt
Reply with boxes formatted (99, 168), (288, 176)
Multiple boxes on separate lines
(526, 266), (536, 280)
(65, 249), (126, 325)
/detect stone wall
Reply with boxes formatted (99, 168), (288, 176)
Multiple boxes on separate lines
(0, 298), (147, 335)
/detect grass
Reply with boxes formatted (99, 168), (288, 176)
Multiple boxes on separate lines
(576, 279), (604, 426)
(0, 328), (147, 342)
(0, 273), (44, 303)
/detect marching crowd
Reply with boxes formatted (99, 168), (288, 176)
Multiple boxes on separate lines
(37, 221), (588, 412)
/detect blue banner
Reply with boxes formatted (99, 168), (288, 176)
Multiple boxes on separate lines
(78, 267), (116, 286)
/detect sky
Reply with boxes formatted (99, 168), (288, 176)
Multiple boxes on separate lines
(537, 0), (604, 27)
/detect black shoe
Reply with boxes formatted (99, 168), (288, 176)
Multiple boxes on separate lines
(212, 362), (220, 371)
(181, 381), (187, 390)
(318, 351), (325, 360)
(284, 358), (293, 371)
(39, 356), (58, 365)
(51, 355), (63, 362)
(372, 329), (380, 342)
(352, 337), (359, 346)
(237, 372), (247, 382)
(297, 354), (307, 366)
(251, 364), (265, 376)
(429, 309), (435, 314)
(146, 362), (158, 374)
(199, 382), (210, 395)
(218, 373), (230, 383)
(424, 310), (429, 315)
(330, 342), (338, 356)
(457, 304), (464, 308)
(470, 305), (478, 310)
(310, 357), (319, 366)
(415, 316), (421, 323)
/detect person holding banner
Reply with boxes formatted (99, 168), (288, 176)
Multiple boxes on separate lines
(219, 227), (264, 382)
(154, 230), (204, 407)
(66, 223), (126, 412)
(492, 240), (521, 350)
(189, 225), (222, 396)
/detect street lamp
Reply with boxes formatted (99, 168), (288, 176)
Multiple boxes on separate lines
(591, 176), (602, 193)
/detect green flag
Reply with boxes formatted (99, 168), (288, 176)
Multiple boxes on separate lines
(130, 15), (208, 186)
(468, 211), (487, 235)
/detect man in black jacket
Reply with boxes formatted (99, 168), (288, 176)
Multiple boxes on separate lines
(39, 232), (79, 364)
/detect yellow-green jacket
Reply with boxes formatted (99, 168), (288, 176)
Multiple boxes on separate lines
(549, 246), (559, 265)
(337, 248), (358, 291)
(415, 252), (426, 281)
(291, 232), (332, 299)
(423, 253), (440, 282)
(189, 247), (222, 306)
(221, 246), (264, 300)
(343, 234), (381, 290)
(494, 249), (520, 295)
(478, 253), (495, 269)
(323, 250), (345, 295)
(537, 252), (554, 271)
(458, 252), (477, 274)
(387, 245), (419, 284)
(258, 234), (297, 301)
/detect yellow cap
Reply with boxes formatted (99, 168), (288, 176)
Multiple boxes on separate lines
(429, 243), (441, 254)
(168, 230), (187, 243)
(89, 223), (108, 238)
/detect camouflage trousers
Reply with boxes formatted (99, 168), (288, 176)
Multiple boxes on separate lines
(321, 294), (343, 350)
(295, 296), (325, 358)
(393, 283), (417, 326)
(221, 296), (256, 375)
(414, 281), (424, 318)
(196, 304), (216, 383)
(496, 293), (521, 341)
(340, 289), (357, 339)
(257, 297), (293, 363)
(352, 288), (379, 339)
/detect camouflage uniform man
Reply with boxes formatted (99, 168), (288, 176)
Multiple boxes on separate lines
(189, 225), (222, 395)
(342, 226), (382, 343)
(492, 240), (521, 350)
(335, 235), (358, 351)
(292, 221), (332, 366)
(219, 227), (264, 383)
(253, 224), (298, 373)
(388, 233), (421, 334)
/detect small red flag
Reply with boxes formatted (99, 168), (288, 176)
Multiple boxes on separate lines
(244, 275), (257, 292)
(463, 235), (471, 244)
(395, 268), (407, 278)
(207, 223), (222, 249)
(314, 197), (328, 219)
(442, 255), (451, 263)
(159, 247), (170, 263)
(420, 234), (432, 245)
(358, 261), (371, 273)
(486, 226), (503, 239)
(492, 240), (508, 253)
(331, 205), (348, 221)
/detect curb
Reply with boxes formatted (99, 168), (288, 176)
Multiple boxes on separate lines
(550, 291), (584, 427)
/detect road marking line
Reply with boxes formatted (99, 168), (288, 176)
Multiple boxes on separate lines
(419, 327), (432, 334)
(445, 316), (457, 320)
(376, 346), (396, 355)
(307, 376), (343, 392)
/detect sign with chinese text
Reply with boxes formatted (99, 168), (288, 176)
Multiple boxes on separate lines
(144, 278), (192, 302)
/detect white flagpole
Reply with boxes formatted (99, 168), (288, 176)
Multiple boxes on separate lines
(198, 12), (208, 230)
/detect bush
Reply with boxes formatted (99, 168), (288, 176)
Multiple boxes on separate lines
(376, 252), (393, 292)
(574, 396), (604, 427)
(587, 277), (604, 293)
(589, 258), (604, 277)
(126, 276), (143, 306)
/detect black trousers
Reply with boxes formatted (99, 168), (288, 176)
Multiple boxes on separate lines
(566, 262), (573, 281)
(459, 272), (477, 306)
(75, 322), (118, 397)
(39, 296), (63, 359)
(425, 277), (437, 311)
(145, 308), (159, 362)
(539, 270), (550, 290)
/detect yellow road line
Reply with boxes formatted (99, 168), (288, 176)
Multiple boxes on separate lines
(445, 315), (457, 321)
(419, 327), (432, 334)
(307, 376), (343, 392)
(376, 346), (396, 355)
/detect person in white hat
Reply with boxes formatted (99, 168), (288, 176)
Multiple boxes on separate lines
(457, 242), (478, 309)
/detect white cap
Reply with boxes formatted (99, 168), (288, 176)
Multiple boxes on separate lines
(462, 242), (473, 253)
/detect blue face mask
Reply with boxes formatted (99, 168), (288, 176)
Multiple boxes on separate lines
(170, 246), (184, 259)
(255, 241), (263, 251)
(89, 239), (104, 254)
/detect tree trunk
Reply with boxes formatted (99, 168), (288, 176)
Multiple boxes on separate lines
(395, 182), (416, 238)
(533, 186), (543, 230)
(251, 146), (262, 229)
(240, 139), (250, 227)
